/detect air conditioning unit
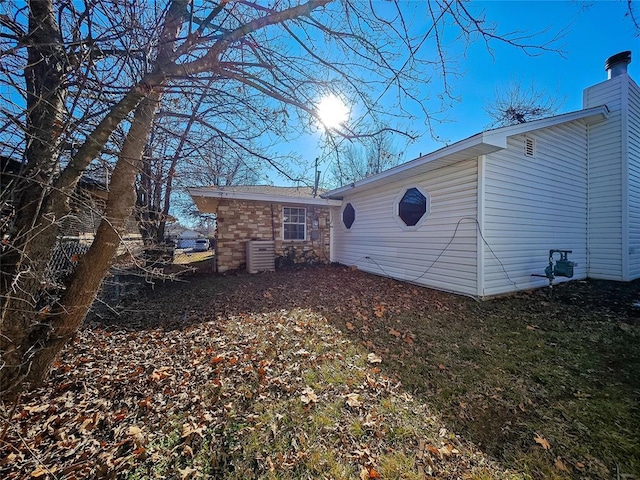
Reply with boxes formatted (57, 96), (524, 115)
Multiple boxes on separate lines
(246, 240), (275, 274)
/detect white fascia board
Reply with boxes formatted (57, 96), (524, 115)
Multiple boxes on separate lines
(323, 132), (503, 199)
(481, 105), (609, 145)
(187, 187), (342, 207)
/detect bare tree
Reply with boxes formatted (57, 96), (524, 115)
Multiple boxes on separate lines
(329, 130), (403, 185)
(485, 81), (563, 127)
(0, 0), (564, 398)
(626, 0), (640, 36)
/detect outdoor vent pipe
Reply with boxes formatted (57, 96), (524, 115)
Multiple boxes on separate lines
(605, 51), (632, 79)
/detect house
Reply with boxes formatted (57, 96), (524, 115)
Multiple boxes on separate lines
(1, 156), (109, 244)
(187, 185), (341, 272)
(171, 228), (206, 249)
(324, 51), (639, 298)
(188, 52), (638, 298)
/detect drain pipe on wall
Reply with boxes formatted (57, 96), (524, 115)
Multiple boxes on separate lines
(270, 204), (276, 241)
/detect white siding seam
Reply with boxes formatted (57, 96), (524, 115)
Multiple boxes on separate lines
(329, 208), (336, 262)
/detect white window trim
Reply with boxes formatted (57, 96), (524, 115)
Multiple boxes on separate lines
(392, 185), (431, 231)
(282, 206), (307, 241)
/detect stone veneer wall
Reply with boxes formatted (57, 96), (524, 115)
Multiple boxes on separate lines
(215, 199), (331, 272)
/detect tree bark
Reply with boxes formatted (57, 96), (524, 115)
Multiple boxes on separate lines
(1, 0), (332, 399)
(0, 92), (162, 399)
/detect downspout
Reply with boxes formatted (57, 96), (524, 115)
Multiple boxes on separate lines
(270, 203), (276, 241)
(476, 155), (486, 298)
(586, 122), (591, 277)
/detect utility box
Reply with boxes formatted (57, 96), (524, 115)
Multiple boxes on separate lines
(246, 240), (275, 274)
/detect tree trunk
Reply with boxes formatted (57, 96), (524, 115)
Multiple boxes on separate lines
(0, 92), (161, 399)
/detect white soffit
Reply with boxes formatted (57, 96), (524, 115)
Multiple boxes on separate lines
(187, 188), (343, 207)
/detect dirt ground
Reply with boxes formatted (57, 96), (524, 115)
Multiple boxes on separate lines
(98, 264), (639, 479)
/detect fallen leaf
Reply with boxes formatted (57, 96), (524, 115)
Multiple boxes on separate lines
(426, 444), (440, 455)
(367, 353), (382, 364)
(368, 467), (382, 478)
(388, 328), (401, 338)
(345, 393), (362, 407)
(300, 387), (318, 404)
(150, 366), (171, 381)
(178, 466), (198, 479)
(554, 457), (569, 472)
(534, 433), (551, 450)
(30, 465), (56, 478)
(439, 444), (455, 456)
(360, 466), (369, 480)
(346, 322), (355, 331)
(374, 304), (386, 317)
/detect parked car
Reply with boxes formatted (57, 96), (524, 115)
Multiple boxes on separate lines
(193, 238), (210, 252)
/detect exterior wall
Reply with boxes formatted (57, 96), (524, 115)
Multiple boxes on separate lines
(482, 125), (589, 297)
(331, 158), (478, 296)
(626, 77), (640, 279)
(583, 76), (625, 280)
(215, 199), (331, 272)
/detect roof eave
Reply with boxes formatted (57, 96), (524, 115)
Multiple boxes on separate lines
(323, 132), (503, 199)
(323, 105), (609, 200)
(187, 187), (342, 207)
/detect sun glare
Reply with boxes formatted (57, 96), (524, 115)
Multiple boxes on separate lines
(317, 94), (349, 129)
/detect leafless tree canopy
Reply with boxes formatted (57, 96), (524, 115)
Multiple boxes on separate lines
(485, 81), (563, 127)
(329, 130), (403, 185)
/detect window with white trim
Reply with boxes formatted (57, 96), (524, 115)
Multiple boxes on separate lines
(399, 187), (428, 226)
(393, 185), (431, 230)
(342, 202), (355, 229)
(283, 207), (306, 240)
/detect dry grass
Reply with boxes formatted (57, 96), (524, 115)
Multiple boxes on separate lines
(2, 265), (638, 479)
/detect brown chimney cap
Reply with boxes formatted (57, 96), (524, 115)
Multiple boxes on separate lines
(605, 51), (632, 71)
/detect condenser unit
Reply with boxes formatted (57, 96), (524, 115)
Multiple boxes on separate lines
(246, 240), (275, 274)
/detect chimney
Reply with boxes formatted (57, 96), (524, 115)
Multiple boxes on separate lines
(605, 51), (632, 79)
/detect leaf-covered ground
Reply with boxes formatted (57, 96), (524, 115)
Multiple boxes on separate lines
(2, 265), (639, 479)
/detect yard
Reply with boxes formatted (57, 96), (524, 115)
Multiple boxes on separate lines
(1, 265), (638, 479)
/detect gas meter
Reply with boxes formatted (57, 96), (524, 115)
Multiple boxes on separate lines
(544, 249), (575, 280)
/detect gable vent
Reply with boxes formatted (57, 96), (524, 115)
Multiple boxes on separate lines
(524, 137), (535, 157)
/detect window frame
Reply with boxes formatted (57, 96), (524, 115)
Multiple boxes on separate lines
(342, 202), (356, 230)
(282, 206), (307, 241)
(393, 185), (430, 230)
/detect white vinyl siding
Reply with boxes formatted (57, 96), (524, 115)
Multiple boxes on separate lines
(584, 77), (625, 280)
(482, 126), (589, 297)
(627, 77), (640, 279)
(331, 159), (478, 296)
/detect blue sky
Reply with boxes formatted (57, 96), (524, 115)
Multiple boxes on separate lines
(423, 0), (639, 151)
(273, 0), (639, 187)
